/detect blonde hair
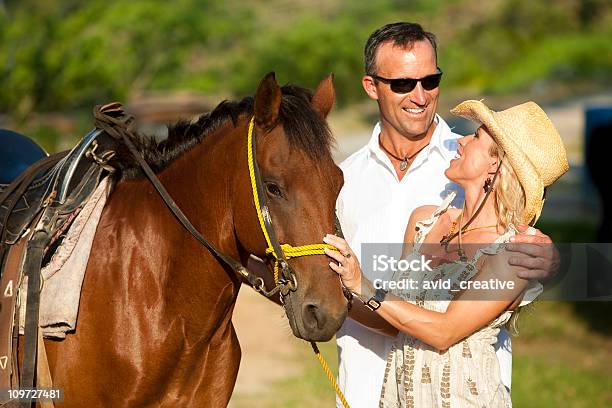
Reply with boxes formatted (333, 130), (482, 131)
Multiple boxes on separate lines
(489, 142), (526, 230)
(489, 138), (527, 334)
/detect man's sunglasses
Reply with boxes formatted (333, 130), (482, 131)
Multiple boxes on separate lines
(370, 68), (443, 94)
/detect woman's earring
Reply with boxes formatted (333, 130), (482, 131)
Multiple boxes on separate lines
(483, 177), (494, 193)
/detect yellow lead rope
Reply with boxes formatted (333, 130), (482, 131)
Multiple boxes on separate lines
(247, 117), (350, 408)
(265, 243), (338, 283)
(311, 342), (350, 408)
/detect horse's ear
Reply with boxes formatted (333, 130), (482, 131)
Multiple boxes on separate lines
(312, 74), (335, 119)
(254, 72), (282, 129)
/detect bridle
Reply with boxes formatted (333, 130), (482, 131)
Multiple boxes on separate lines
(246, 118), (343, 300)
(94, 104), (341, 301)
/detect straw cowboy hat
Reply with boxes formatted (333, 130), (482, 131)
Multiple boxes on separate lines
(451, 100), (569, 225)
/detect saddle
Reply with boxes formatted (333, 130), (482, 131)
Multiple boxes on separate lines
(0, 128), (116, 246)
(0, 105), (124, 405)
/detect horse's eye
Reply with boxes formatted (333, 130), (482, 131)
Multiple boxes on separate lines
(265, 182), (283, 198)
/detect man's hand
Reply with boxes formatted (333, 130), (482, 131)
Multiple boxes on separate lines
(506, 224), (560, 281)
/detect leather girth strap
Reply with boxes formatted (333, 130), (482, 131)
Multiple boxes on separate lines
(20, 231), (48, 392)
(36, 329), (54, 408)
(0, 233), (29, 396)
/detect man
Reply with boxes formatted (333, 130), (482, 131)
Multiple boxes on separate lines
(335, 22), (558, 407)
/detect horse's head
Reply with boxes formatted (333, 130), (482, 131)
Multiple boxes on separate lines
(233, 73), (347, 342)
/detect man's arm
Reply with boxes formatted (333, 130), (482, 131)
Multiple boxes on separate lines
(506, 224), (560, 281)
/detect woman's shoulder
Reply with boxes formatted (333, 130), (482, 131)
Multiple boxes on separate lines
(444, 207), (462, 219)
(405, 205), (452, 244)
(405, 206), (437, 243)
(476, 239), (520, 277)
(410, 205), (438, 221)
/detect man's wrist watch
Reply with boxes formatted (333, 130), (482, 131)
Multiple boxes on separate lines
(364, 288), (387, 311)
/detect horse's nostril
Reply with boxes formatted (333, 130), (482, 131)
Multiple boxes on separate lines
(302, 302), (327, 331)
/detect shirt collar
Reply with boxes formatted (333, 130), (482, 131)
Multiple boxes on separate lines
(427, 114), (458, 162)
(367, 114), (458, 164)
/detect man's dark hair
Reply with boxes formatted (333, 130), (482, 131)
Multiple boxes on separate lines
(364, 22), (437, 75)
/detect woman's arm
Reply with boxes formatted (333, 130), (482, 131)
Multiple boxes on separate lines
(375, 251), (528, 350)
(324, 234), (530, 351)
(347, 301), (399, 337)
(330, 206), (434, 338)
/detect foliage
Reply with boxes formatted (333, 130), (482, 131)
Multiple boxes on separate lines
(440, 0), (612, 93)
(1, 0), (610, 117)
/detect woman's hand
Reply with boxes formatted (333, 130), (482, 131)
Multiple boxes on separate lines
(323, 234), (363, 295)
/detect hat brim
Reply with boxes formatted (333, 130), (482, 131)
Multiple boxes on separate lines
(451, 100), (545, 225)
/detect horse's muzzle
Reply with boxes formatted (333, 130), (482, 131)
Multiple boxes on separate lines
(284, 293), (348, 342)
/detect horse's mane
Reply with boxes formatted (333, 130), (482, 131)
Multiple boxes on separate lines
(112, 84), (333, 180)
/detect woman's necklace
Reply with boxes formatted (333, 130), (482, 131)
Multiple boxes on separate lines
(441, 220), (497, 243)
(440, 209), (497, 261)
(440, 167), (502, 261)
(378, 135), (429, 171)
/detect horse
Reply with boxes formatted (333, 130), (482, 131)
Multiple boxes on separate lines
(37, 73), (348, 406)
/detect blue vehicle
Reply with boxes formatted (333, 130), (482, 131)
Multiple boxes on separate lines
(0, 129), (47, 185)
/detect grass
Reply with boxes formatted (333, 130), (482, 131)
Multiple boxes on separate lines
(230, 340), (339, 407)
(535, 219), (598, 243)
(511, 301), (612, 407)
(232, 302), (611, 407)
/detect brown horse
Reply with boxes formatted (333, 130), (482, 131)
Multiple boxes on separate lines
(41, 73), (348, 406)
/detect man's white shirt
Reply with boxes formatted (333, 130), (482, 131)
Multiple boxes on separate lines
(335, 116), (513, 407)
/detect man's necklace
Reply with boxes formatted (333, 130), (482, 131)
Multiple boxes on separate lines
(378, 135), (430, 171)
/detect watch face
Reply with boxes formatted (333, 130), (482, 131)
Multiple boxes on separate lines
(367, 299), (381, 310)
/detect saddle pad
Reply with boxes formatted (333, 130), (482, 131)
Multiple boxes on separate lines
(19, 177), (114, 339)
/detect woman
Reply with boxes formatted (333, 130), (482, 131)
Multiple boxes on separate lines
(323, 100), (568, 407)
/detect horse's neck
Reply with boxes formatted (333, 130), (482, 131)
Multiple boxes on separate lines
(155, 123), (244, 254)
(98, 123), (245, 339)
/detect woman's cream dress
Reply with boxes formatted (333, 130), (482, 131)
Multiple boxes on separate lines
(379, 193), (541, 407)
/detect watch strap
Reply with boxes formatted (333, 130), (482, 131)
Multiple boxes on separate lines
(364, 288), (387, 311)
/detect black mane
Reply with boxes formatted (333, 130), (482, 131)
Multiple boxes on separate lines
(112, 84), (333, 179)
